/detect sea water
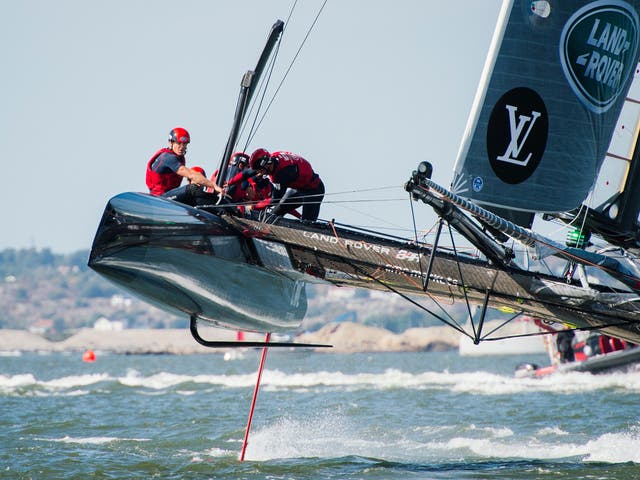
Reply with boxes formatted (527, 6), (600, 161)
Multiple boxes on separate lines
(1, 349), (640, 479)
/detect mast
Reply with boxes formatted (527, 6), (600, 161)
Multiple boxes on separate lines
(216, 20), (284, 187)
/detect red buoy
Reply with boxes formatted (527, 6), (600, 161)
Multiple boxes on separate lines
(82, 349), (96, 362)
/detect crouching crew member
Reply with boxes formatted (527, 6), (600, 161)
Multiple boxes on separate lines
(226, 148), (324, 221)
(241, 175), (273, 215)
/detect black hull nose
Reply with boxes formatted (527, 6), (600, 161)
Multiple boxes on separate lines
(88, 192), (307, 333)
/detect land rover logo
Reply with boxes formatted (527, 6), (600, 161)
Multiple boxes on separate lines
(486, 87), (548, 185)
(560, 1), (640, 113)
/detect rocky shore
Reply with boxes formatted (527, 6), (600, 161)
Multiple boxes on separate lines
(0, 322), (461, 355)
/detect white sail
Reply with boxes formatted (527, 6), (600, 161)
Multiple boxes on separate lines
(453, 0), (640, 214)
(591, 63), (640, 211)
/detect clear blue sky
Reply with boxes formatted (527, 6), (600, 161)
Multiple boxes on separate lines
(2, 0), (501, 253)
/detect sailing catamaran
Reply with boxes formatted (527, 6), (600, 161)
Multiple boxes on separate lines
(89, 0), (640, 351)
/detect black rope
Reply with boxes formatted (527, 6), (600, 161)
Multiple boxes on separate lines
(247, 0), (329, 145)
(243, 39), (281, 149)
(479, 319), (640, 342)
(338, 256), (469, 337)
(239, 0), (299, 149)
(477, 309), (525, 341)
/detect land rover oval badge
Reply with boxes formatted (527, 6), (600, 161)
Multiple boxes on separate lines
(560, 1), (640, 113)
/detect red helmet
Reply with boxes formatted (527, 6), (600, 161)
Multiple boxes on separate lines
(169, 127), (190, 144)
(250, 148), (271, 170)
(231, 152), (250, 168)
(191, 166), (206, 176)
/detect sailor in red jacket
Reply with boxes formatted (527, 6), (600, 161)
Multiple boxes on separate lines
(211, 152), (250, 202)
(240, 175), (273, 215)
(226, 148), (324, 221)
(145, 127), (221, 203)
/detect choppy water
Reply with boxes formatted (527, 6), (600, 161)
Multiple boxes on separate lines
(2, 349), (640, 479)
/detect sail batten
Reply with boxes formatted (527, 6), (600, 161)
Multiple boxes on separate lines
(453, 0), (640, 215)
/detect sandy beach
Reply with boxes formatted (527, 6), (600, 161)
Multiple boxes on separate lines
(0, 322), (461, 355)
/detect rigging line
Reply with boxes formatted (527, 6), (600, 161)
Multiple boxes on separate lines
(326, 185), (403, 195)
(343, 225), (465, 332)
(478, 309), (526, 341)
(424, 184), (640, 284)
(331, 202), (417, 233)
(342, 256), (469, 336)
(544, 202), (590, 238)
(322, 213), (466, 334)
(286, 0), (300, 24)
(423, 286), (457, 311)
(243, 41), (282, 149)
(275, 190), (405, 202)
(480, 303), (640, 341)
(566, 187), (593, 249)
(533, 236), (640, 283)
(329, 220), (443, 245)
(418, 278), (465, 324)
(324, 198), (407, 204)
(479, 329), (560, 342)
(240, 1), (300, 149)
(250, 0), (329, 137)
(239, 2), (301, 150)
(480, 317), (640, 341)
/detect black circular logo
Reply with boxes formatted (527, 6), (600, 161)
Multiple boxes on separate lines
(486, 87), (548, 184)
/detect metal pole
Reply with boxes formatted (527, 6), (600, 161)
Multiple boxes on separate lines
(422, 218), (444, 292)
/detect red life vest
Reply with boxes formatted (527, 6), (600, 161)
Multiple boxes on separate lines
(247, 177), (272, 210)
(271, 151), (321, 190)
(145, 148), (185, 196)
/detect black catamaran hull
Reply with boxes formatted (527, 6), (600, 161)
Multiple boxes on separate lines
(88, 192), (307, 332)
(90, 192), (640, 342)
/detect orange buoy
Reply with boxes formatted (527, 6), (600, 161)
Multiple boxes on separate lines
(82, 349), (96, 362)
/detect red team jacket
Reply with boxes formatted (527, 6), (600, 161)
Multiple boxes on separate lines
(145, 148), (186, 196)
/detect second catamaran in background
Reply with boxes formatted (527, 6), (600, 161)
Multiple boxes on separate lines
(89, 0), (640, 349)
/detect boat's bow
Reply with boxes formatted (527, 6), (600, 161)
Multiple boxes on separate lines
(88, 192), (307, 333)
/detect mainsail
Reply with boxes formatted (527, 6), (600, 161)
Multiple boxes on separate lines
(453, 0), (640, 220)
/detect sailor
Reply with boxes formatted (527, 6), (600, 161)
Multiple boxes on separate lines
(225, 152), (250, 190)
(556, 330), (575, 363)
(145, 127), (222, 204)
(222, 154), (274, 216)
(211, 152), (251, 202)
(241, 175), (273, 215)
(226, 148), (324, 221)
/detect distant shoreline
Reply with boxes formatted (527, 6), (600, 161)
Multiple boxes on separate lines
(0, 323), (461, 355)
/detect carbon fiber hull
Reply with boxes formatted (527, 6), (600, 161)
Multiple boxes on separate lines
(88, 192), (307, 332)
(89, 192), (640, 341)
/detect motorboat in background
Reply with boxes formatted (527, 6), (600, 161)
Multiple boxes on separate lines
(516, 321), (640, 377)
